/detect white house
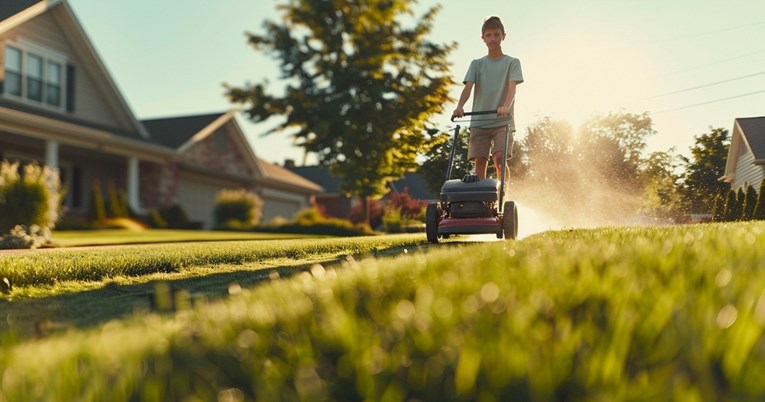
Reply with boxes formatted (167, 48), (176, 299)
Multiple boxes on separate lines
(721, 116), (765, 191)
(0, 0), (322, 228)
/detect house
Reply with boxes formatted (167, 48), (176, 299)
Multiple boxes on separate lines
(0, 0), (321, 228)
(721, 116), (765, 191)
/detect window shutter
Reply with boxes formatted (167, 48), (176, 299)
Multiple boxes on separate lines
(66, 64), (75, 113)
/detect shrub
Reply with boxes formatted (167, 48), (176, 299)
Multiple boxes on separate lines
(723, 189), (738, 222)
(0, 161), (62, 236)
(754, 181), (765, 221)
(106, 180), (129, 218)
(250, 206), (375, 236)
(148, 208), (168, 228)
(214, 189), (263, 228)
(742, 183), (758, 221)
(0, 224), (52, 250)
(711, 194), (724, 222)
(158, 204), (192, 229)
(86, 180), (107, 223)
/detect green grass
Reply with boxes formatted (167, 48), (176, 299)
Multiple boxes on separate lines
(3, 223), (765, 400)
(51, 228), (312, 247)
(0, 235), (425, 289)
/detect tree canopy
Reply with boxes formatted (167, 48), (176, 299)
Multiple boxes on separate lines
(226, 0), (456, 219)
(681, 128), (730, 214)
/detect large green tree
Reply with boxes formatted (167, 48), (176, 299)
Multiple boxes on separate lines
(680, 128), (730, 214)
(226, 0), (456, 221)
(639, 149), (684, 222)
(578, 111), (656, 193)
(522, 116), (575, 187)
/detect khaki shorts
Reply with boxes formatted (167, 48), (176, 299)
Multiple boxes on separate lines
(468, 125), (514, 161)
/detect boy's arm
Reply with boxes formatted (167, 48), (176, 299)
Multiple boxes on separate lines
(497, 80), (518, 116)
(453, 81), (474, 117)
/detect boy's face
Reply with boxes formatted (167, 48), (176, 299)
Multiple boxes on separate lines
(481, 28), (505, 50)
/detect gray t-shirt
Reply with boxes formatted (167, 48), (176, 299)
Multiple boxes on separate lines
(463, 54), (524, 129)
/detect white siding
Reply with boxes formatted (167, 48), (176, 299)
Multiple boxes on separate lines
(733, 146), (765, 191)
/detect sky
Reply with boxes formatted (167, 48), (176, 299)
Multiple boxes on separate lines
(66, 0), (765, 167)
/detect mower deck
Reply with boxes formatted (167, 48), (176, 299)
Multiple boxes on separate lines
(437, 216), (501, 235)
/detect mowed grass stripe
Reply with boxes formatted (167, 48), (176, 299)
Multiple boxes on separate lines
(3, 223), (765, 400)
(0, 234), (426, 287)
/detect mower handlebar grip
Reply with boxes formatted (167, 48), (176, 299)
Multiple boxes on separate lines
(450, 110), (498, 122)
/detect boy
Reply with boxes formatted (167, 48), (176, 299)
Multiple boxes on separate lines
(453, 16), (523, 181)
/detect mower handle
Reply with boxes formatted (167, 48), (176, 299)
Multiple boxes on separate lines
(451, 110), (497, 122)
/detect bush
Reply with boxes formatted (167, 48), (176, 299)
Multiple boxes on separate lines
(0, 224), (52, 249)
(214, 189), (263, 228)
(86, 180), (107, 223)
(158, 204), (192, 229)
(0, 161), (62, 237)
(249, 206), (375, 236)
(106, 180), (129, 218)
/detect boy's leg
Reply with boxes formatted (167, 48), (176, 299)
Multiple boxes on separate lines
(468, 128), (493, 179)
(473, 157), (489, 179)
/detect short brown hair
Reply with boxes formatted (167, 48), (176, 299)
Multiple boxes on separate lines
(482, 16), (505, 35)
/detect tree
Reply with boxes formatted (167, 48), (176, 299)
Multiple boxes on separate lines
(226, 0), (456, 223)
(753, 180), (765, 220)
(420, 127), (471, 195)
(711, 194), (724, 222)
(742, 183), (758, 221)
(639, 150), (684, 222)
(578, 111), (655, 193)
(681, 128), (730, 214)
(522, 116), (575, 186)
(723, 189), (737, 222)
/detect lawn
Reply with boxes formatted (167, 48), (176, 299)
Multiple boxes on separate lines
(3, 223), (765, 400)
(51, 228), (313, 247)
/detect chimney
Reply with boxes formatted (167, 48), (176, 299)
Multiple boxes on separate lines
(284, 159), (296, 168)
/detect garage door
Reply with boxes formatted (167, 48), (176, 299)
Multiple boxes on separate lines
(178, 178), (222, 229)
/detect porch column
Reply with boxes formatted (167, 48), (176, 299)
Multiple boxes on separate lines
(127, 156), (143, 212)
(45, 140), (59, 170)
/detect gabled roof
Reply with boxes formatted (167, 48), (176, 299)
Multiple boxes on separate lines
(1, 0), (151, 140)
(0, 0), (42, 21)
(258, 161), (323, 193)
(142, 111), (322, 194)
(737, 117), (765, 160)
(288, 165), (343, 194)
(142, 112), (226, 149)
(721, 116), (765, 183)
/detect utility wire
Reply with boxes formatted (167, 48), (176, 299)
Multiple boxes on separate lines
(651, 71), (765, 98)
(654, 89), (765, 114)
(664, 49), (765, 76)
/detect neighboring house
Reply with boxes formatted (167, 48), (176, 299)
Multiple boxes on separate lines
(0, 0), (321, 228)
(286, 160), (436, 219)
(141, 112), (323, 227)
(721, 116), (765, 191)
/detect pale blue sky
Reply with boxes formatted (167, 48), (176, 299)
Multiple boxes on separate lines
(67, 0), (765, 165)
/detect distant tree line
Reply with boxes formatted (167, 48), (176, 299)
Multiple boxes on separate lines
(421, 112), (735, 225)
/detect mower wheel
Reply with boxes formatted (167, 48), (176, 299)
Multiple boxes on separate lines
(426, 202), (441, 244)
(502, 200), (518, 240)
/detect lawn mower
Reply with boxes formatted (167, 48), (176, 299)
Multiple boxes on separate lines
(425, 110), (518, 243)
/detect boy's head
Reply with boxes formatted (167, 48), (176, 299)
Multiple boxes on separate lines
(481, 16), (505, 35)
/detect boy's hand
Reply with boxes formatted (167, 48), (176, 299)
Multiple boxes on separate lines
(453, 107), (465, 118)
(497, 105), (511, 116)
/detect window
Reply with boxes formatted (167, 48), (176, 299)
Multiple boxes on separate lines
(46, 61), (62, 106)
(27, 54), (43, 102)
(4, 46), (21, 96)
(3, 43), (66, 110)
